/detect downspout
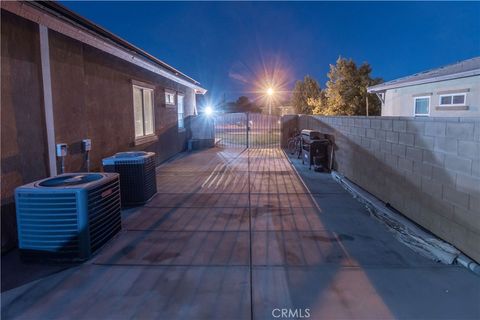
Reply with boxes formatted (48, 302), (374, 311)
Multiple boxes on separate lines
(39, 25), (57, 176)
(374, 92), (385, 110)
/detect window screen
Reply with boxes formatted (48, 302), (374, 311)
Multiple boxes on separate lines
(414, 97), (429, 116)
(133, 85), (155, 138)
(177, 94), (185, 129)
(439, 93), (466, 106)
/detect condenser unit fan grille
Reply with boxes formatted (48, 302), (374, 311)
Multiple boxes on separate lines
(38, 174), (103, 187)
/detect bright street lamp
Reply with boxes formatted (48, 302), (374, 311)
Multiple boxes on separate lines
(266, 87), (275, 114)
(204, 105), (214, 116)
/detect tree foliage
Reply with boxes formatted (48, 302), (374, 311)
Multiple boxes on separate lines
(291, 58), (383, 116)
(223, 96), (262, 113)
(308, 90), (328, 115)
(291, 76), (322, 114)
(323, 57), (383, 116)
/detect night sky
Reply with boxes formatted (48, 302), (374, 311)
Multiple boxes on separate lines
(61, 1), (480, 105)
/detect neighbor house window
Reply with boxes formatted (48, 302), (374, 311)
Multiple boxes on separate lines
(177, 94), (185, 129)
(414, 96), (430, 116)
(439, 93), (466, 106)
(133, 85), (155, 138)
(165, 90), (176, 106)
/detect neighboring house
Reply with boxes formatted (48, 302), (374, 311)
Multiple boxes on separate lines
(368, 57), (480, 117)
(0, 1), (206, 251)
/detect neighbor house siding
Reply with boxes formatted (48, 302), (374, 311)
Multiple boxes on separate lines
(383, 76), (480, 117)
(0, 11), (49, 252)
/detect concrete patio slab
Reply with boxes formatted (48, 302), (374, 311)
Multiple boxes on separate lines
(146, 193), (250, 208)
(251, 207), (328, 231)
(250, 193), (315, 208)
(94, 230), (250, 266)
(125, 207), (250, 232)
(156, 172), (250, 194)
(3, 265), (250, 320)
(2, 147), (479, 320)
(249, 173), (307, 193)
(252, 265), (478, 320)
(252, 230), (347, 267)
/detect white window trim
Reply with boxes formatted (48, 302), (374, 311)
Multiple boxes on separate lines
(414, 96), (430, 117)
(438, 93), (467, 107)
(133, 84), (156, 140)
(132, 79), (155, 90)
(134, 134), (158, 146)
(165, 89), (176, 107)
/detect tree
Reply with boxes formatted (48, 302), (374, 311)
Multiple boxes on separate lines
(308, 90), (328, 115)
(223, 96), (262, 113)
(291, 76), (322, 114)
(323, 57), (383, 116)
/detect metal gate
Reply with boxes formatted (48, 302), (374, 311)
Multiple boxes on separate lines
(214, 112), (280, 149)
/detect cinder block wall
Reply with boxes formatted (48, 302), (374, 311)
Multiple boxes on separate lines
(280, 115), (300, 148)
(294, 115), (480, 262)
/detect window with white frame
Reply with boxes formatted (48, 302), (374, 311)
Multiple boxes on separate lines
(414, 96), (430, 116)
(165, 90), (176, 106)
(133, 85), (155, 138)
(177, 94), (185, 129)
(439, 93), (466, 106)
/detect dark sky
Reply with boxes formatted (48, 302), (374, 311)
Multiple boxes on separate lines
(62, 1), (480, 104)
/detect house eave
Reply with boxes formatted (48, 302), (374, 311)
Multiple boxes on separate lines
(1, 1), (207, 94)
(367, 69), (480, 93)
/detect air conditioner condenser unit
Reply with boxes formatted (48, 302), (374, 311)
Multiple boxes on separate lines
(15, 173), (122, 261)
(102, 151), (157, 206)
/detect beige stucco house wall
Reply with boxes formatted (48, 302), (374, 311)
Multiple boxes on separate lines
(369, 57), (480, 118)
(382, 76), (480, 117)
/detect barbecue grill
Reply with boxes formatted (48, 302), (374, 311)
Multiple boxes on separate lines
(301, 129), (323, 142)
(301, 130), (331, 171)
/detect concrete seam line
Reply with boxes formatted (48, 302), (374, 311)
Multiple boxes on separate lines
(281, 150), (322, 213)
(331, 171), (480, 276)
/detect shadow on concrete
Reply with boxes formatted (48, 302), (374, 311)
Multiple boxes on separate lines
(285, 146), (479, 319)
(298, 116), (478, 262)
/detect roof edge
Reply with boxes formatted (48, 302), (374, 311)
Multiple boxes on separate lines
(35, 1), (201, 86)
(368, 69), (480, 93)
(1, 1), (206, 93)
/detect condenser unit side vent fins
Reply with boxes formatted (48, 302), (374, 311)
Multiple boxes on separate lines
(102, 152), (157, 206)
(16, 192), (80, 254)
(87, 179), (121, 252)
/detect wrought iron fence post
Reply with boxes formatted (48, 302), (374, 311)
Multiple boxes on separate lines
(246, 112), (249, 148)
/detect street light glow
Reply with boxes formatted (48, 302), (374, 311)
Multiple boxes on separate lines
(205, 105), (214, 116)
(267, 87), (274, 96)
